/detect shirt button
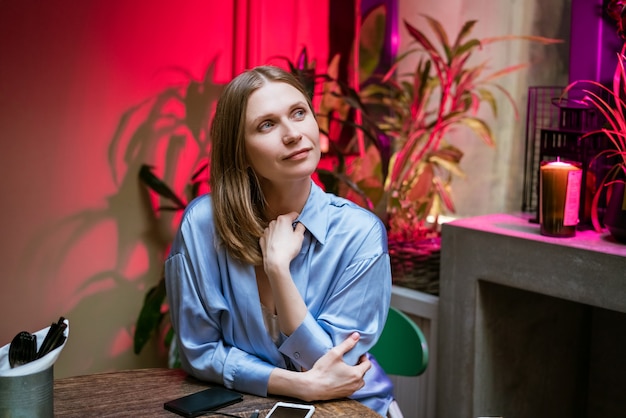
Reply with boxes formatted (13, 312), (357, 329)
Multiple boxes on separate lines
(294, 352), (301, 359)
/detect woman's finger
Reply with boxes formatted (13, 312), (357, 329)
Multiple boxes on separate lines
(294, 221), (306, 235)
(332, 332), (360, 356)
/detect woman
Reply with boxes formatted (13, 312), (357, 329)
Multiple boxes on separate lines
(165, 65), (395, 416)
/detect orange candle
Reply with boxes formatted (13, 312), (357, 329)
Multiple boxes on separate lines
(539, 159), (582, 237)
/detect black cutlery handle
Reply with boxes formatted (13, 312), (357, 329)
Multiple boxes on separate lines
(37, 317), (67, 359)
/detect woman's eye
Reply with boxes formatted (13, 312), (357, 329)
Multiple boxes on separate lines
(259, 121), (273, 131)
(293, 109), (306, 120)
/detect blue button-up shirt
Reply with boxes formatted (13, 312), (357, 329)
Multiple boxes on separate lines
(165, 181), (393, 415)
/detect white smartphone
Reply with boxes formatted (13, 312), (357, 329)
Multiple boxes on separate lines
(265, 401), (315, 418)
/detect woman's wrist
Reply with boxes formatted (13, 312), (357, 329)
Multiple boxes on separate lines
(268, 367), (316, 401)
(263, 259), (290, 279)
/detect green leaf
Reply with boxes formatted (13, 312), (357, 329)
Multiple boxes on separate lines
(459, 116), (496, 147)
(454, 39), (482, 59)
(423, 15), (451, 61)
(477, 88), (498, 117)
(359, 4), (387, 83)
(403, 20), (446, 70)
(133, 278), (167, 354)
(453, 20), (478, 51)
(429, 149), (466, 179)
(431, 144), (464, 163)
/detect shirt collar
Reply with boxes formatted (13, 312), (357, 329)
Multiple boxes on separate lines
(295, 180), (329, 245)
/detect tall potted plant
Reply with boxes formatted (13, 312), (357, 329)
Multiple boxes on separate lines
(563, 1), (626, 242)
(332, 15), (560, 293)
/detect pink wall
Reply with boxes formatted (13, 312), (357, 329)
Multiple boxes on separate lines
(0, 0), (328, 377)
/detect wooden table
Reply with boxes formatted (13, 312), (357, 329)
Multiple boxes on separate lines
(54, 368), (381, 417)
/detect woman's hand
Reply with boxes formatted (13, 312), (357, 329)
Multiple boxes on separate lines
(258, 211), (307, 335)
(302, 332), (371, 401)
(259, 211), (305, 275)
(268, 332), (371, 402)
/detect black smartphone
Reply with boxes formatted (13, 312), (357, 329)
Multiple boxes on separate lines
(163, 387), (243, 417)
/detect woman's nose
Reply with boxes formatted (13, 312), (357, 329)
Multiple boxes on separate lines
(281, 122), (302, 144)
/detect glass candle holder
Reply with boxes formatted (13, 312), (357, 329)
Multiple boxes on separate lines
(539, 159), (582, 237)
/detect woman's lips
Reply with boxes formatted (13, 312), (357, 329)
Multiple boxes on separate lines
(283, 148), (312, 160)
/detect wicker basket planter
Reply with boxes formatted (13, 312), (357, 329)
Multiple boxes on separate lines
(388, 234), (441, 295)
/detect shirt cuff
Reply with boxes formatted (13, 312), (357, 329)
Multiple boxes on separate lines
(278, 312), (333, 370)
(222, 348), (275, 396)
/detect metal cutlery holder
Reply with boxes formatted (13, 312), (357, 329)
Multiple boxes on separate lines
(0, 366), (53, 418)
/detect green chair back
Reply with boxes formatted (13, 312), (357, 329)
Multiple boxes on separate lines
(370, 306), (429, 376)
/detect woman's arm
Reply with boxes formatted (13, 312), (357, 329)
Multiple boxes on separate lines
(165, 197), (283, 396)
(268, 332), (371, 401)
(168, 246), (371, 402)
(261, 210), (391, 371)
(167, 197), (388, 402)
(169, 247), (371, 401)
(259, 212), (308, 335)
(166, 250), (276, 396)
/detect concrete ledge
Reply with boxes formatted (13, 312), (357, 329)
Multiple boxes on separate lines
(437, 213), (626, 418)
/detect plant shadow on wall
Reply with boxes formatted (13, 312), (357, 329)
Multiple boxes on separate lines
(18, 57), (225, 371)
(123, 59), (227, 363)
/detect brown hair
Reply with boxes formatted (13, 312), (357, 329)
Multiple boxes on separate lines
(209, 65), (315, 265)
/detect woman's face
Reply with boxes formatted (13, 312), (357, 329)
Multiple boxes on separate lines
(244, 81), (320, 186)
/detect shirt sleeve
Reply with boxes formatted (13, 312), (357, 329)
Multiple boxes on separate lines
(165, 199), (280, 397)
(166, 251), (275, 396)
